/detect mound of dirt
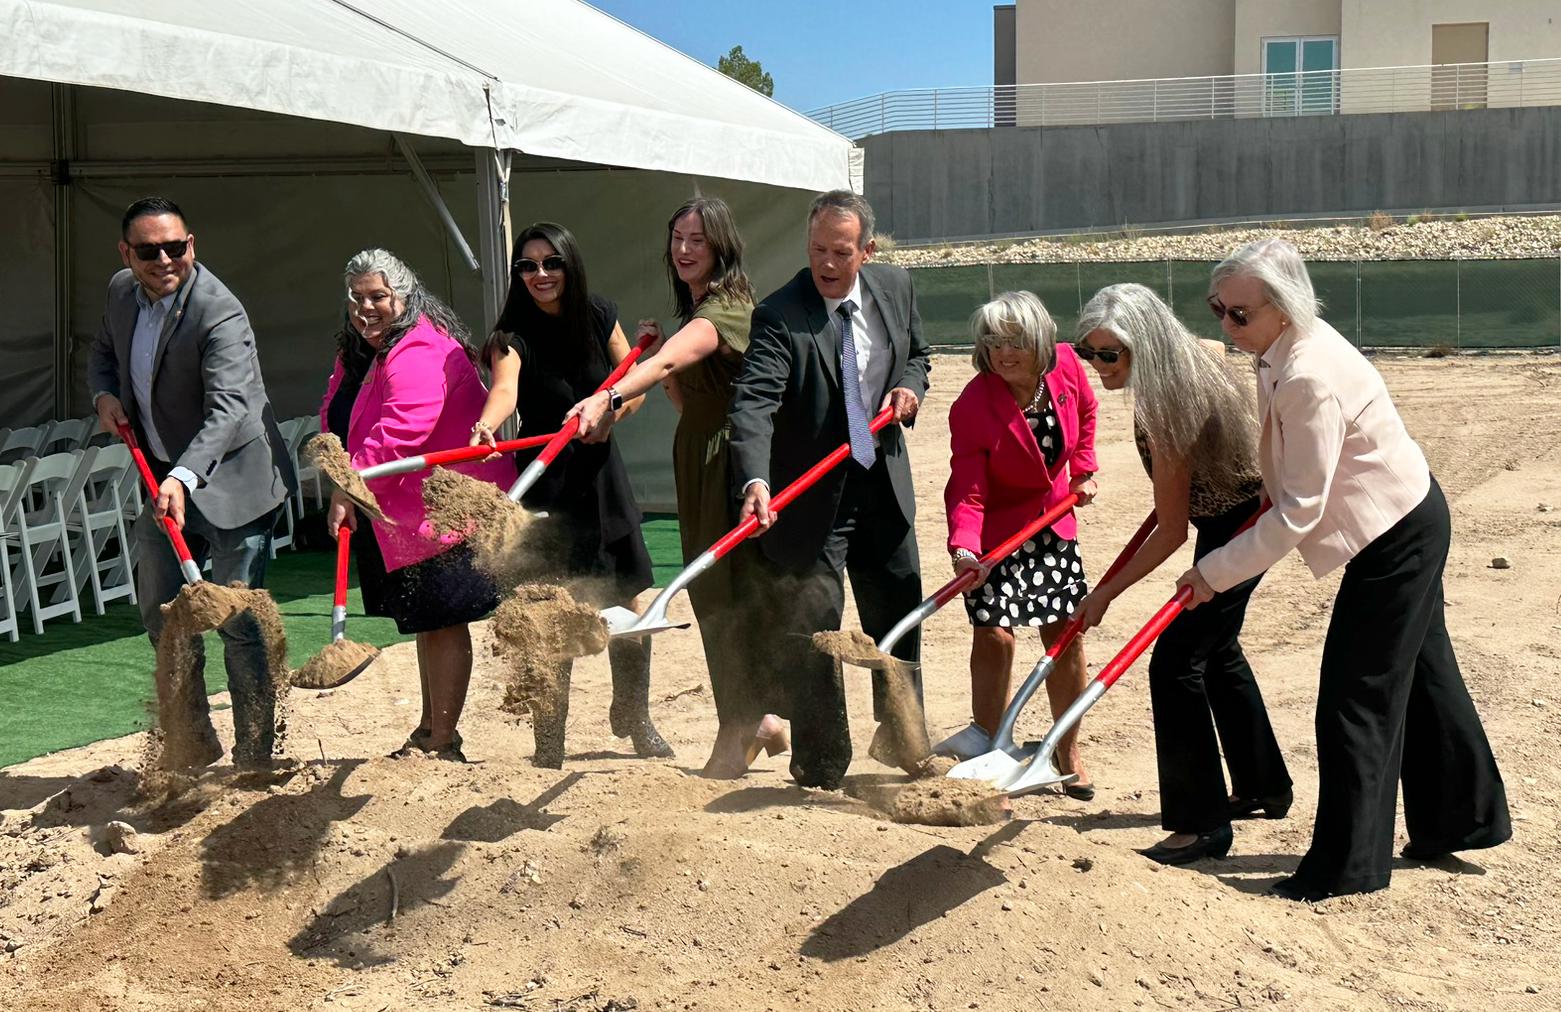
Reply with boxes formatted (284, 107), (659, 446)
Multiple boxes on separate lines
(148, 582), (291, 774)
(303, 433), (383, 520)
(291, 639), (380, 690)
(421, 467), (552, 587)
(890, 776), (1009, 827)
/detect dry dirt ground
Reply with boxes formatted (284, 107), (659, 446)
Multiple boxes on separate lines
(3, 352), (1559, 1012)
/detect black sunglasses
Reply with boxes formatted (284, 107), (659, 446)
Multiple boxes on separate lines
(130, 239), (189, 262)
(1074, 342), (1125, 364)
(515, 254), (567, 276)
(1207, 295), (1270, 328)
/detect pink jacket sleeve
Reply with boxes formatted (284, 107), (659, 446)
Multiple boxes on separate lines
(1068, 352), (1099, 476)
(350, 337), (454, 471)
(318, 356), (345, 433)
(944, 387), (989, 556)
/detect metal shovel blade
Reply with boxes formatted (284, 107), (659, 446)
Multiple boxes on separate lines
(946, 744), (1030, 785)
(600, 604), (690, 638)
(999, 748), (1079, 798)
(931, 723), (994, 761)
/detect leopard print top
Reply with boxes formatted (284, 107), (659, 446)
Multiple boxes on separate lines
(1134, 414), (1264, 519)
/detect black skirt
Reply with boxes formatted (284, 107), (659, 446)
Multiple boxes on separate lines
(364, 542), (501, 635)
(963, 525), (1088, 628)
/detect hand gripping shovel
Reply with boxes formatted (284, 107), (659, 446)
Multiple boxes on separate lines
(506, 330), (658, 503)
(992, 502), (1270, 796)
(291, 526), (380, 689)
(945, 510), (1159, 777)
(600, 405), (898, 638)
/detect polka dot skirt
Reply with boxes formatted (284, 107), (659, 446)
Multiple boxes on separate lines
(964, 526), (1088, 629)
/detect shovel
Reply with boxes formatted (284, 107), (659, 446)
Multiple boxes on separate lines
(119, 422), (204, 586)
(600, 405), (897, 638)
(358, 431), (555, 480)
(291, 526), (380, 689)
(992, 502), (1270, 796)
(945, 510), (1159, 778)
(507, 330), (658, 503)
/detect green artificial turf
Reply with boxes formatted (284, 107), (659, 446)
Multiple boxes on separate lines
(0, 516), (683, 768)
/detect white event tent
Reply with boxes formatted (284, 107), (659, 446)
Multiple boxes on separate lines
(0, 0), (857, 508)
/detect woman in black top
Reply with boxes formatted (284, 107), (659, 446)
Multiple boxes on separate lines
(476, 222), (670, 767)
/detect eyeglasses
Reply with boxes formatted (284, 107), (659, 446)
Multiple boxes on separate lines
(515, 255), (567, 276)
(1073, 343), (1125, 364)
(130, 239), (189, 262)
(1207, 295), (1270, 328)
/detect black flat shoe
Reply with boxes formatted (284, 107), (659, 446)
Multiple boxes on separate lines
(1270, 875), (1331, 902)
(1064, 782), (1096, 802)
(1139, 824), (1232, 866)
(1400, 841), (1451, 862)
(1228, 788), (1293, 820)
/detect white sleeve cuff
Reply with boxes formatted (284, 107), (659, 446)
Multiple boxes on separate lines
(741, 478), (769, 494)
(168, 466), (200, 494)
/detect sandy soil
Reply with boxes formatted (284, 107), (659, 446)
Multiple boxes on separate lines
(3, 352), (1558, 1011)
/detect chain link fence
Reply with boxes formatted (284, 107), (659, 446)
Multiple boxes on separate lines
(911, 258), (1561, 351)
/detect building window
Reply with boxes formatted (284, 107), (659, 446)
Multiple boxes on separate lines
(1263, 37), (1339, 116)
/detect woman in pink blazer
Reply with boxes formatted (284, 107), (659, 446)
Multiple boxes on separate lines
(943, 291), (1100, 797)
(1179, 239), (1509, 901)
(323, 248), (514, 763)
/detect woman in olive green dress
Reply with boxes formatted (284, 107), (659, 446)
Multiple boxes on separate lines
(568, 195), (787, 777)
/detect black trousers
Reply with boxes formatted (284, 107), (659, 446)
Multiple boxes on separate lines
(760, 458), (922, 790)
(1295, 476), (1510, 896)
(1151, 497), (1290, 834)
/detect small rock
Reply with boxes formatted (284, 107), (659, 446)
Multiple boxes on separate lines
(1489, 557), (1511, 570)
(1527, 984), (1542, 994)
(1000, 900), (1014, 912)
(569, 894), (586, 910)
(1533, 699), (1548, 708)
(1072, 857), (1094, 872)
(1088, 970), (1104, 987)
(4, 940), (20, 953)
(1537, 503), (1553, 513)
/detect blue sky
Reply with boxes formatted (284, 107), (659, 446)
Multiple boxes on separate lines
(588, 1), (997, 113)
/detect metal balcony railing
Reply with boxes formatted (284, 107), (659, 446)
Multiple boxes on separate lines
(807, 58), (1561, 139)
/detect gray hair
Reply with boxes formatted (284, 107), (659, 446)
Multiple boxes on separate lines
(969, 290), (1057, 375)
(1076, 283), (1258, 476)
(343, 247), (472, 356)
(807, 190), (875, 249)
(1210, 237), (1319, 332)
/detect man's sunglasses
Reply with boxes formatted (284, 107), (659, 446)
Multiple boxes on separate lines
(515, 255), (567, 276)
(130, 239), (189, 262)
(1074, 343), (1125, 364)
(1207, 295), (1269, 328)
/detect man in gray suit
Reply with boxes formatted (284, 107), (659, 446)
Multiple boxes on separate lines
(89, 197), (296, 768)
(729, 190), (931, 790)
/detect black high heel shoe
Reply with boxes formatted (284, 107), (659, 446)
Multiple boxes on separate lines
(1139, 824), (1233, 866)
(1228, 788), (1293, 821)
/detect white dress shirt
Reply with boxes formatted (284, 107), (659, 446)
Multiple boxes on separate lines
(115, 286), (198, 493)
(824, 276), (892, 422)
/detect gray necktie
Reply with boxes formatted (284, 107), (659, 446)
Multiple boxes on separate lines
(836, 300), (876, 469)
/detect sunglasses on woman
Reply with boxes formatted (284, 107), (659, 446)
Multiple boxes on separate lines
(515, 254), (567, 276)
(130, 239), (189, 262)
(1073, 343), (1125, 364)
(1207, 295), (1269, 328)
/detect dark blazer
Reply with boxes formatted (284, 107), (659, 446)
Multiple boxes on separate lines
(729, 261), (931, 571)
(87, 263), (296, 530)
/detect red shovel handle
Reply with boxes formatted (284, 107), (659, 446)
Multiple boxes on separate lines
(531, 329), (659, 470)
(334, 526), (352, 609)
(709, 406), (896, 558)
(1096, 501), (1270, 690)
(117, 421), (198, 567)
(1034, 509), (1160, 664)
(417, 432), (555, 469)
(935, 493), (1083, 607)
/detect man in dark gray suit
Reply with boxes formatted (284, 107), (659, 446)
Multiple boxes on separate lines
(89, 197), (296, 768)
(729, 190), (930, 790)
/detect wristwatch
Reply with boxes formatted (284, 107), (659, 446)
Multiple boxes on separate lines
(607, 386), (624, 412)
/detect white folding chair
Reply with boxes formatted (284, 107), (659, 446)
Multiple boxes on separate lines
(67, 445), (138, 614)
(39, 417), (94, 456)
(0, 425), (48, 465)
(10, 451), (91, 633)
(286, 415), (326, 516)
(0, 460), (34, 642)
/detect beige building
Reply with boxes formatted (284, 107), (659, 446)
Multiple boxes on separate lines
(999, 0), (1561, 121)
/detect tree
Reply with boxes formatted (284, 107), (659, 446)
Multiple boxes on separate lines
(717, 45), (774, 97)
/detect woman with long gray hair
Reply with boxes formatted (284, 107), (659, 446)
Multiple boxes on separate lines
(1074, 282), (1291, 865)
(1176, 239), (1508, 900)
(321, 248), (514, 762)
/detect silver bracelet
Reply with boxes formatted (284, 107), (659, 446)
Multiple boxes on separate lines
(952, 548), (980, 564)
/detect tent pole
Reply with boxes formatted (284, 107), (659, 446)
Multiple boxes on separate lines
(393, 134), (481, 273)
(51, 84), (75, 419)
(475, 148), (512, 335)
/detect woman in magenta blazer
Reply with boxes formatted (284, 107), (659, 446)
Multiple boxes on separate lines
(323, 248), (514, 763)
(943, 291), (1100, 797)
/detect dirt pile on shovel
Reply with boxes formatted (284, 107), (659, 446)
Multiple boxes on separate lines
(146, 582), (291, 776)
(291, 639), (380, 690)
(421, 467), (552, 587)
(811, 630), (932, 774)
(491, 584), (609, 719)
(303, 433), (384, 520)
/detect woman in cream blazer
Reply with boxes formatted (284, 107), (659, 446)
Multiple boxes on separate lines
(1178, 239), (1510, 902)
